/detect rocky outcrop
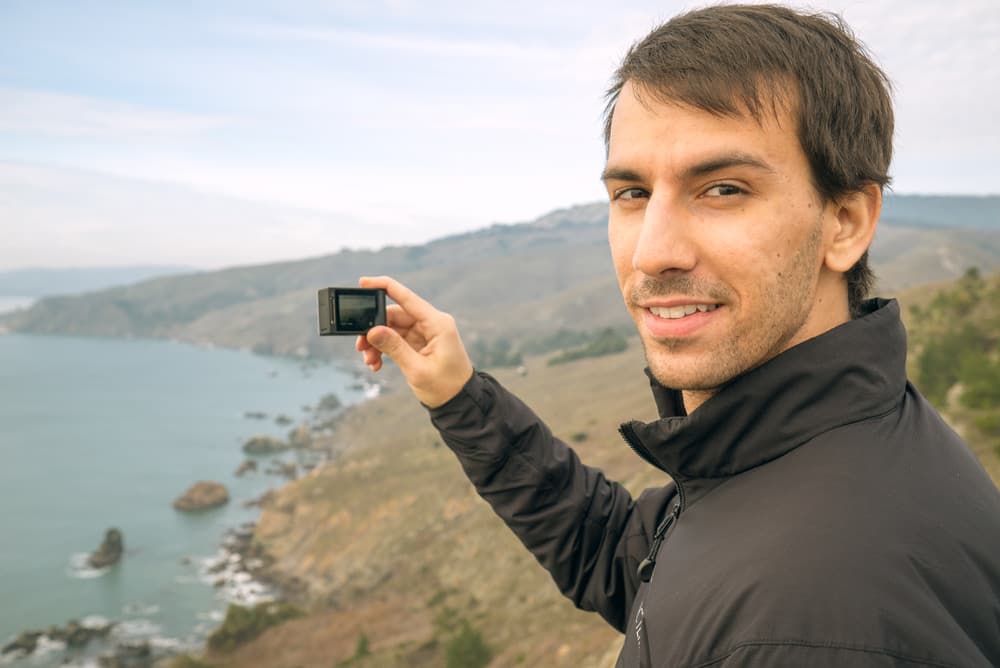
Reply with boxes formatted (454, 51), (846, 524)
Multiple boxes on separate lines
(173, 481), (229, 511)
(235, 459), (258, 476)
(288, 424), (312, 448)
(2, 619), (114, 658)
(88, 528), (124, 568)
(242, 436), (288, 455)
(265, 461), (298, 480)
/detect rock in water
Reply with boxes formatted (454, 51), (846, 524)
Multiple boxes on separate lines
(242, 435), (288, 455)
(234, 459), (258, 476)
(88, 528), (124, 568)
(173, 481), (229, 512)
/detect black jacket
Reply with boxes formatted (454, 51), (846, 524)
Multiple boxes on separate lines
(429, 299), (1000, 667)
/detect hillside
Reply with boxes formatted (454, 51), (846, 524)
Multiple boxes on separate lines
(183, 345), (662, 668)
(171, 269), (1000, 668)
(3, 195), (999, 362)
(0, 265), (194, 297)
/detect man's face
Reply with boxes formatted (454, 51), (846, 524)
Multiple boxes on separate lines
(605, 82), (839, 398)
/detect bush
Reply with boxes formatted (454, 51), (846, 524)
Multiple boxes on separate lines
(171, 656), (218, 668)
(915, 323), (987, 407)
(549, 328), (628, 366)
(445, 622), (492, 668)
(207, 602), (302, 652)
(468, 337), (523, 369)
(959, 358), (1000, 410)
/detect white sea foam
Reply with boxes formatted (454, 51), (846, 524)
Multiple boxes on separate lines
(122, 602), (160, 617)
(196, 610), (225, 622)
(32, 635), (67, 657)
(112, 618), (162, 639)
(80, 615), (111, 628)
(66, 553), (110, 579)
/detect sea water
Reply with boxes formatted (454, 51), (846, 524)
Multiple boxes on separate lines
(0, 333), (368, 665)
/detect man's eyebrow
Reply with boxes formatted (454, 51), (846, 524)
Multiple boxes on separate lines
(681, 153), (776, 179)
(600, 166), (643, 183)
(600, 153), (776, 184)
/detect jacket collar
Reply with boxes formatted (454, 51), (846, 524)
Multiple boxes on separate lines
(622, 299), (907, 503)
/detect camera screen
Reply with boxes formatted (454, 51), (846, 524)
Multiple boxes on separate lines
(336, 293), (378, 330)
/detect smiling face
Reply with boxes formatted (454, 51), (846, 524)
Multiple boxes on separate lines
(605, 82), (852, 410)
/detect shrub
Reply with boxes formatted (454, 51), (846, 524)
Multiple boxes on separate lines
(207, 602), (302, 652)
(549, 328), (627, 366)
(445, 622), (492, 668)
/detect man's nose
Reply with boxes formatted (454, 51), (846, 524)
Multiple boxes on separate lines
(631, 195), (697, 276)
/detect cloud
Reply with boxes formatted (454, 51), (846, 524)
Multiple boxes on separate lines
(0, 88), (230, 139)
(241, 24), (563, 61)
(0, 162), (426, 270)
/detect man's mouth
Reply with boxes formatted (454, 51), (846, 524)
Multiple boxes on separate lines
(648, 304), (719, 319)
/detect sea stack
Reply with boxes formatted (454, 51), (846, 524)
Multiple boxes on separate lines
(173, 481), (229, 511)
(88, 528), (124, 568)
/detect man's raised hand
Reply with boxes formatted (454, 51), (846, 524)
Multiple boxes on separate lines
(355, 276), (474, 408)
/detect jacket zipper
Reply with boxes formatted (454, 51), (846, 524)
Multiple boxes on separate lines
(619, 422), (686, 583)
(637, 502), (680, 582)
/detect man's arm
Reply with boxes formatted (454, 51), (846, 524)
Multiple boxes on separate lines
(429, 369), (675, 630)
(356, 276), (673, 630)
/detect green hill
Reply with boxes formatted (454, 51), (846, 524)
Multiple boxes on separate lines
(2, 195), (999, 366)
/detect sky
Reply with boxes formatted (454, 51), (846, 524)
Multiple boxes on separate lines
(1, 0), (998, 271)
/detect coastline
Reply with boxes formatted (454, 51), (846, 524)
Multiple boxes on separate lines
(0, 333), (381, 667)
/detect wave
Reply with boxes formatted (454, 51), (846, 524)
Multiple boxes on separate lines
(65, 553), (110, 580)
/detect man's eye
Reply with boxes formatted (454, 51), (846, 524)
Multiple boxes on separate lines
(614, 187), (648, 201)
(704, 184), (744, 197)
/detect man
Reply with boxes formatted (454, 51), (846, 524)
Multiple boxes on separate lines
(356, 5), (1000, 666)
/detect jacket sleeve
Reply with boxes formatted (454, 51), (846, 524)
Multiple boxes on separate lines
(428, 370), (676, 632)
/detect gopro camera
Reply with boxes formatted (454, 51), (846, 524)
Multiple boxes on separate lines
(318, 287), (387, 335)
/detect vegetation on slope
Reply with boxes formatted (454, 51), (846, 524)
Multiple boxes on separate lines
(3, 196), (999, 361)
(178, 268), (1000, 668)
(906, 268), (1000, 461)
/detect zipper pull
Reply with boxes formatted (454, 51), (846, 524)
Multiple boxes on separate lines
(637, 503), (680, 583)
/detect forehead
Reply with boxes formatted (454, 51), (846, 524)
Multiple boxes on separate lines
(607, 81), (804, 173)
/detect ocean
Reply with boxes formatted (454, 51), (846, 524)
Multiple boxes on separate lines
(0, 331), (369, 666)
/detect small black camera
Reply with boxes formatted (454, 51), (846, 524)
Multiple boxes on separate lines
(318, 287), (387, 335)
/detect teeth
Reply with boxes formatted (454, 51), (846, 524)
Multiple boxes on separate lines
(649, 304), (718, 319)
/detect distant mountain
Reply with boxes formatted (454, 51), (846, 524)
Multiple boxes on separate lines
(0, 265), (197, 297)
(881, 194), (1000, 230)
(2, 195), (998, 358)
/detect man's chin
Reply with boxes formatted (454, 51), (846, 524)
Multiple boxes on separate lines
(643, 348), (731, 393)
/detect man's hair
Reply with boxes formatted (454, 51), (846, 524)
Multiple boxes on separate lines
(603, 4), (893, 316)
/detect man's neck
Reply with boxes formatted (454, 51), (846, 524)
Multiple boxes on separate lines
(682, 389), (716, 414)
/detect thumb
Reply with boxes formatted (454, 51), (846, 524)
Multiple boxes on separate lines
(366, 326), (424, 371)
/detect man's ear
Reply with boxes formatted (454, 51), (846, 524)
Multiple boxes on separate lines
(824, 183), (881, 273)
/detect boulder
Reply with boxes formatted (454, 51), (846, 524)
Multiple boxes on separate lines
(288, 424), (312, 448)
(2, 630), (42, 656)
(316, 392), (342, 413)
(88, 528), (124, 568)
(234, 459), (258, 477)
(265, 460), (298, 480)
(242, 436), (288, 455)
(173, 481), (229, 512)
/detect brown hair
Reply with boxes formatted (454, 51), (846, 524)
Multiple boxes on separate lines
(603, 4), (893, 316)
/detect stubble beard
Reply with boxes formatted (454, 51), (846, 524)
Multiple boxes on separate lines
(639, 221), (824, 395)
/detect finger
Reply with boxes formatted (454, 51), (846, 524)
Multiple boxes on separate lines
(359, 276), (438, 321)
(386, 304), (417, 329)
(366, 325), (426, 372)
(363, 347), (382, 367)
